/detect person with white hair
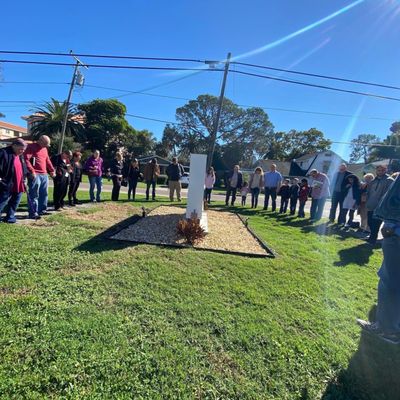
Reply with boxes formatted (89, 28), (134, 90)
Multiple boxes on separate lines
(24, 135), (55, 219)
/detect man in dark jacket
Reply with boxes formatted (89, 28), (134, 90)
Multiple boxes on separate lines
(0, 139), (28, 223)
(329, 163), (352, 223)
(357, 175), (400, 344)
(166, 157), (185, 201)
(51, 150), (72, 211)
(225, 165), (243, 206)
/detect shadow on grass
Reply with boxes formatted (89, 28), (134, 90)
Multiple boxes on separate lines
(322, 307), (400, 400)
(334, 243), (375, 267)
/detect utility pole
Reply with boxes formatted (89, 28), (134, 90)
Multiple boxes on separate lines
(207, 52), (231, 169)
(58, 51), (88, 153)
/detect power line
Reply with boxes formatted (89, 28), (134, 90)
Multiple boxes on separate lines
(232, 69), (400, 102)
(232, 61), (400, 91)
(0, 50), (204, 63)
(0, 59), (223, 73)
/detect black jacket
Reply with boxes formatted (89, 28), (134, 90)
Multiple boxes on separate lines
(0, 146), (28, 194)
(70, 162), (83, 183)
(331, 170), (352, 193)
(228, 170), (243, 189)
(278, 185), (291, 199)
(127, 165), (141, 181)
(52, 154), (71, 183)
(166, 163), (185, 181)
(289, 183), (300, 199)
(109, 159), (124, 176)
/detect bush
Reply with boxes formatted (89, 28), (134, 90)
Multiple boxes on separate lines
(157, 174), (168, 185)
(176, 212), (206, 245)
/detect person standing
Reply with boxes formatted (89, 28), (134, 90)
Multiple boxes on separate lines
(297, 178), (310, 218)
(68, 151), (83, 206)
(309, 169), (330, 221)
(357, 175), (400, 344)
(225, 165), (243, 206)
(166, 157), (185, 201)
(263, 164), (282, 211)
(0, 139), (28, 223)
(204, 167), (216, 204)
(127, 158), (141, 201)
(143, 158), (160, 201)
(52, 150), (72, 211)
(85, 150), (103, 203)
(278, 179), (291, 213)
(329, 163), (352, 224)
(339, 174), (361, 227)
(24, 135), (55, 219)
(248, 167), (264, 208)
(108, 152), (124, 201)
(289, 178), (300, 215)
(365, 165), (394, 245)
(358, 173), (375, 233)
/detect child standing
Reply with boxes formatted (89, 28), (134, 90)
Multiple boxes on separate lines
(204, 167), (216, 204)
(278, 179), (291, 213)
(289, 178), (300, 215)
(241, 182), (249, 206)
(298, 178), (309, 218)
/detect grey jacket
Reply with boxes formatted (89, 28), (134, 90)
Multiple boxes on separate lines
(375, 176), (399, 223)
(366, 174), (394, 211)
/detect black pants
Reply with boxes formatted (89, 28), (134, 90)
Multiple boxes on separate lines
(368, 210), (382, 242)
(241, 195), (247, 206)
(204, 188), (212, 203)
(264, 187), (277, 210)
(53, 177), (69, 210)
(225, 187), (237, 205)
(128, 178), (138, 200)
(298, 201), (306, 217)
(329, 191), (345, 223)
(68, 180), (80, 204)
(112, 176), (122, 201)
(146, 180), (156, 200)
(251, 187), (260, 208)
(310, 198), (326, 221)
(279, 197), (289, 213)
(290, 197), (298, 215)
(338, 207), (356, 225)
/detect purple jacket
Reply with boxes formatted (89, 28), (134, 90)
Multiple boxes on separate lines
(85, 156), (103, 177)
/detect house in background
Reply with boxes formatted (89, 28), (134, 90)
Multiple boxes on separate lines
(0, 121), (31, 148)
(255, 159), (291, 176)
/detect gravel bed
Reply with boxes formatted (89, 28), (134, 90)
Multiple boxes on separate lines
(111, 205), (270, 256)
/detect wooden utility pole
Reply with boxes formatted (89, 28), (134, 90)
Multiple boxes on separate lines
(207, 52), (231, 169)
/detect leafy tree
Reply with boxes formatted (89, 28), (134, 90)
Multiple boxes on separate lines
(370, 121), (400, 161)
(77, 99), (130, 157)
(30, 98), (84, 140)
(154, 124), (181, 158)
(174, 94), (274, 164)
(49, 133), (81, 156)
(349, 133), (381, 163)
(0, 112), (5, 118)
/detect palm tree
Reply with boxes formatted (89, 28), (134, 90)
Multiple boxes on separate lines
(30, 98), (84, 141)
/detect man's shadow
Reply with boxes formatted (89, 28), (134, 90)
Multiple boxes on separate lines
(322, 306), (400, 400)
(334, 242), (375, 267)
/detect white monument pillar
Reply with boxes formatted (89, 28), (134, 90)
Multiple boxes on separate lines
(186, 153), (208, 232)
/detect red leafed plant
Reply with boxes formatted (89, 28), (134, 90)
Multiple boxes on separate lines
(176, 212), (206, 245)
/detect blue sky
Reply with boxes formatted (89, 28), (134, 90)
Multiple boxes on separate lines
(1, 0), (400, 160)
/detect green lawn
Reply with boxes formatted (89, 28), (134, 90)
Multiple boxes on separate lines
(0, 191), (398, 399)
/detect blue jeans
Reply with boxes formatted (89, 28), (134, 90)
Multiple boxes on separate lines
(0, 191), (23, 223)
(251, 187), (260, 208)
(310, 198), (326, 221)
(28, 174), (49, 217)
(377, 233), (400, 333)
(89, 176), (102, 202)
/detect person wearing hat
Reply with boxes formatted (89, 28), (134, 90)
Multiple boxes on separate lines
(24, 135), (55, 218)
(0, 139), (28, 223)
(51, 150), (73, 210)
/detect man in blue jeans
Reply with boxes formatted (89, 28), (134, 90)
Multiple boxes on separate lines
(24, 135), (55, 219)
(263, 164), (282, 211)
(357, 175), (400, 344)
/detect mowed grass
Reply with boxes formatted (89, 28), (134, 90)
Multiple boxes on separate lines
(0, 190), (399, 399)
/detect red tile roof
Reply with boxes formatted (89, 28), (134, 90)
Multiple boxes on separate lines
(0, 121), (28, 134)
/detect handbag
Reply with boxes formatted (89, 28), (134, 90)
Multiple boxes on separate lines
(121, 179), (128, 187)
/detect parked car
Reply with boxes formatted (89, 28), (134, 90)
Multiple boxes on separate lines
(180, 172), (190, 188)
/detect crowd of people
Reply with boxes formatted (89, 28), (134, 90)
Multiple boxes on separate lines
(0, 135), (397, 240)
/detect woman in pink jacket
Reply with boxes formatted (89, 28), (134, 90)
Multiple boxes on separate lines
(204, 167), (216, 204)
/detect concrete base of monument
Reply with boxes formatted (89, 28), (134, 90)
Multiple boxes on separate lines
(199, 212), (208, 233)
(111, 205), (274, 258)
